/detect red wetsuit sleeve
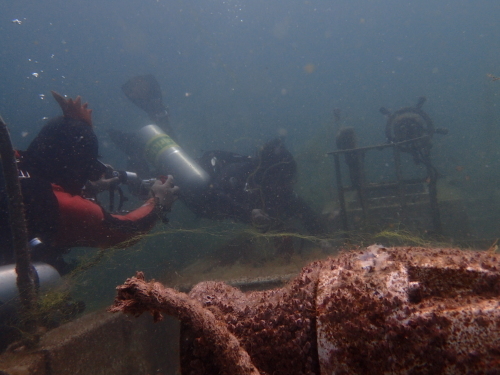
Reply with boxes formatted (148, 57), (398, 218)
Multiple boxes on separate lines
(52, 185), (160, 248)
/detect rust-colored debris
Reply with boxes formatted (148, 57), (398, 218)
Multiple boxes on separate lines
(110, 247), (500, 375)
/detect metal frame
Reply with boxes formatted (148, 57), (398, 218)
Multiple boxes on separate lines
(328, 136), (442, 234)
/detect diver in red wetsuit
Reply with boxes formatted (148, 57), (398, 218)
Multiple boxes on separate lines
(0, 91), (179, 274)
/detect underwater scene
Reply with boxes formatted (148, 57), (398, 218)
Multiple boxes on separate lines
(0, 0), (499, 374)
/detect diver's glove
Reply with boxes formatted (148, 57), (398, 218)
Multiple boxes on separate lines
(150, 175), (180, 222)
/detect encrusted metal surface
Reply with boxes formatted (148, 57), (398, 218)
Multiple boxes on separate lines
(181, 246), (499, 375)
(316, 245), (500, 374)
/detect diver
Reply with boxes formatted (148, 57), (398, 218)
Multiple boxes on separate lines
(0, 91), (180, 275)
(186, 138), (325, 233)
(108, 75), (326, 234)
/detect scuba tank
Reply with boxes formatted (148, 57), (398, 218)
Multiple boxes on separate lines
(0, 262), (61, 316)
(137, 125), (210, 193)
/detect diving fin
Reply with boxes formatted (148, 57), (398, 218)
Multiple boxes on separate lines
(122, 74), (177, 141)
(121, 74), (165, 117)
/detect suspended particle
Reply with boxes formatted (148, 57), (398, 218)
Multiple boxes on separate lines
(303, 64), (315, 74)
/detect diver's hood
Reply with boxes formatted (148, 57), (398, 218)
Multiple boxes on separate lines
(25, 116), (104, 195)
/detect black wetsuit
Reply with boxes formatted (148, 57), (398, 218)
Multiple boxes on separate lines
(182, 142), (326, 234)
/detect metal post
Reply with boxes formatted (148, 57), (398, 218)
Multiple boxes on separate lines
(333, 154), (348, 233)
(355, 150), (369, 226)
(392, 145), (407, 219)
(427, 165), (442, 234)
(0, 115), (38, 340)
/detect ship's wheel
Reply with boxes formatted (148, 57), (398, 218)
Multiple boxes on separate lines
(380, 96), (435, 155)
